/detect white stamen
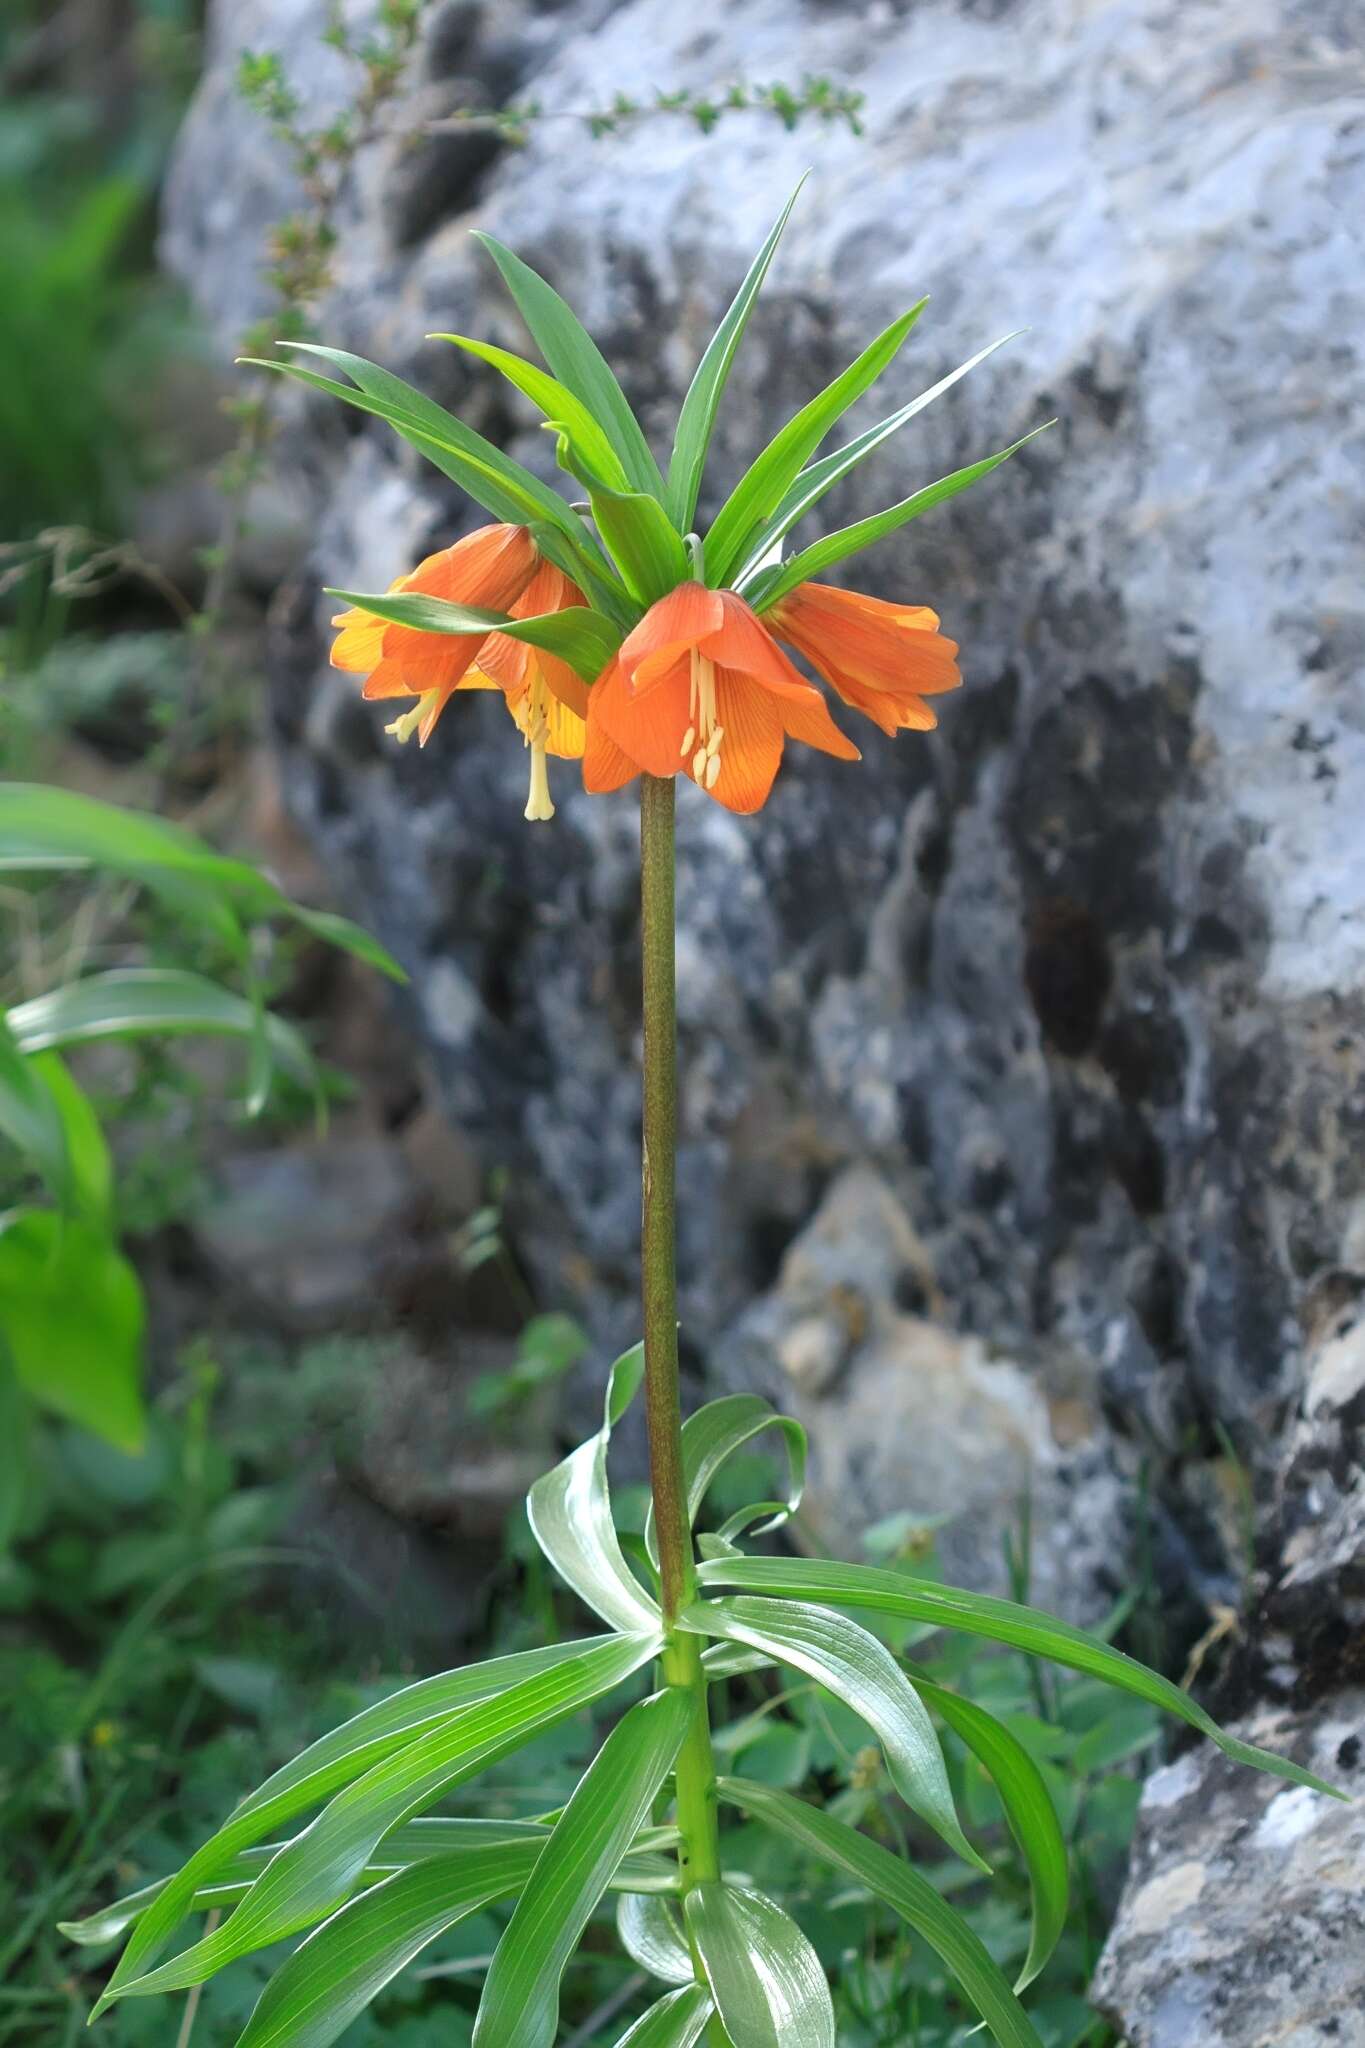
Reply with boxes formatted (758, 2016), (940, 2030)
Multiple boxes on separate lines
(706, 725), (724, 757)
(385, 690), (439, 745)
(680, 725), (696, 758)
(705, 754), (721, 790)
(522, 675), (555, 821)
(692, 748), (708, 783)
(687, 647), (723, 791)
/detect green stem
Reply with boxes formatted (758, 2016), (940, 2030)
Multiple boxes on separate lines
(639, 774), (727, 1993)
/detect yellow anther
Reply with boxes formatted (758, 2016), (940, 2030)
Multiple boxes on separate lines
(680, 725), (696, 758)
(692, 748), (708, 783)
(705, 754), (721, 791)
(706, 726), (724, 757)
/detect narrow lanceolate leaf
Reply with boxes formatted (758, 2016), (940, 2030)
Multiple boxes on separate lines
(429, 332), (631, 488)
(95, 1633), (659, 2010)
(718, 1781), (1045, 2048)
(911, 1670), (1067, 1989)
(473, 1689), (693, 2048)
(751, 426), (1054, 611)
(732, 330), (1023, 584)
(665, 178), (806, 529)
(527, 1341), (662, 1634)
(617, 1890), (694, 1986)
(696, 1556), (1341, 1797)
(8, 969), (315, 1089)
(703, 299), (928, 584)
(645, 1395), (807, 1568)
(683, 1882), (834, 2048)
(472, 233), (664, 495)
(235, 1845), (539, 2048)
(321, 587), (622, 685)
(63, 1819), (673, 1948)
(683, 1596), (984, 1871)
(611, 1986), (714, 2048)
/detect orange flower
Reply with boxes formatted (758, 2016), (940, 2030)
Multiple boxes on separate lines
(472, 563), (589, 820)
(583, 585), (859, 815)
(766, 581), (961, 736)
(330, 522), (537, 748)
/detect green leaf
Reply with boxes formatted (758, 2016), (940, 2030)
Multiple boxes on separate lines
(665, 178), (806, 529)
(526, 1341), (662, 1634)
(8, 969), (315, 1091)
(234, 1845), (538, 2048)
(703, 299), (928, 584)
(611, 1986), (714, 2048)
(429, 332), (632, 488)
(617, 1890), (694, 1986)
(696, 1556), (1340, 1797)
(473, 1687), (692, 2048)
(26, 1051), (111, 1224)
(718, 1780), (1044, 2048)
(733, 330), (1023, 584)
(95, 1632), (660, 2009)
(911, 1669), (1068, 1988)
(683, 1595), (983, 1870)
(321, 586), (621, 685)
(0, 785), (405, 983)
(751, 426), (1054, 610)
(0, 1016), (74, 1208)
(62, 1817), (674, 1947)
(683, 1881), (834, 2048)
(472, 233), (664, 496)
(645, 1395), (807, 1569)
(549, 427), (690, 607)
(0, 1211), (144, 1450)
(0, 1335), (30, 1552)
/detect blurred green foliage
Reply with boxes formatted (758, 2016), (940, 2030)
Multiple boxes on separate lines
(0, 0), (200, 539)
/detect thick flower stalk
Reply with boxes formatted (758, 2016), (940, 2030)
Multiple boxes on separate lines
(69, 185), (1338, 2048)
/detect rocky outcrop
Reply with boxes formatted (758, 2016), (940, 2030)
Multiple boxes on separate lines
(164, 0), (1362, 1790)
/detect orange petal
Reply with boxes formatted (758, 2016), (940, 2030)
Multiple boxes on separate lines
(584, 668), (642, 793)
(593, 651), (692, 778)
(406, 523), (538, 610)
(777, 682), (862, 761)
(706, 670), (784, 814)
(773, 581), (961, 701)
(360, 657), (420, 702)
(702, 592), (815, 703)
(621, 584), (726, 694)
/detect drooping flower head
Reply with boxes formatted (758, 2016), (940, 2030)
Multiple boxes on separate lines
(271, 180), (1046, 823)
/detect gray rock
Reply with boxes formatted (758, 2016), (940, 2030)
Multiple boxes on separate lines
(164, 0), (1365, 1600)
(1090, 1696), (1365, 2048)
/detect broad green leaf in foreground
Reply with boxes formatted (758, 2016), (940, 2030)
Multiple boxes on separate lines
(611, 1986), (715, 2048)
(718, 1779), (1044, 2048)
(0, 1211), (144, 1450)
(665, 178), (806, 529)
(911, 1668), (1068, 1988)
(696, 1555), (1338, 1795)
(526, 1341), (662, 1635)
(24, 1051), (111, 1224)
(683, 1880), (834, 2048)
(95, 1631), (660, 2009)
(473, 1687), (693, 2048)
(683, 1594), (984, 1870)
(8, 969), (315, 1090)
(235, 1844), (539, 2048)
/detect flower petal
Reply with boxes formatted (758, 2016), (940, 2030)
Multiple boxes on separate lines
(584, 667), (642, 793)
(706, 670), (785, 814)
(702, 592), (816, 703)
(621, 584), (727, 694)
(777, 683), (862, 761)
(593, 651), (693, 777)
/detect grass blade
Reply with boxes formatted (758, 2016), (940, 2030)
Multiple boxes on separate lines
(8, 969), (315, 1089)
